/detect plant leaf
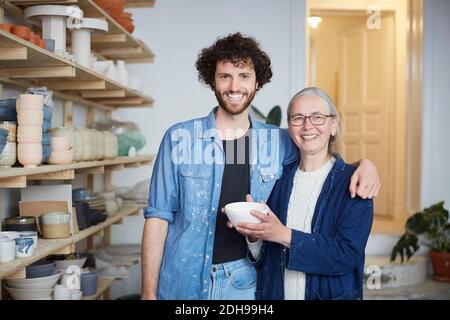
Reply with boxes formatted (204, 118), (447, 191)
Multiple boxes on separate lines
(266, 106), (282, 127)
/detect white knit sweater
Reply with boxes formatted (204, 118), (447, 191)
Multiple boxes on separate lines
(284, 158), (334, 300)
(247, 158), (335, 299)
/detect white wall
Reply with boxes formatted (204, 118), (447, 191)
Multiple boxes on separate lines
(421, 0), (450, 210)
(110, 0), (307, 244)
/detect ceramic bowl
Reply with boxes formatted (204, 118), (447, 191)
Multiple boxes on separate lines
(72, 188), (94, 202)
(48, 148), (74, 165)
(54, 257), (87, 270)
(17, 94), (44, 108)
(0, 142), (17, 167)
(19, 231), (38, 249)
(5, 216), (36, 225)
(17, 112), (43, 126)
(50, 136), (70, 151)
(0, 98), (17, 121)
(18, 125), (42, 142)
(0, 23), (12, 33)
(25, 260), (56, 278)
(41, 223), (70, 239)
(73, 202), (91, 230)
(18, 142), (42, 168)
(43, 105), (52, 121)
(0, 238), (16, 263)
(4, 285), (53, 300)
(0, 231), (20, 240)
(224, 202), (269, 227)
(6, 271), (61, 290)
(41, 212), (70, 225)
(11, 25), (31, 41)
(50, 127), (75, 148)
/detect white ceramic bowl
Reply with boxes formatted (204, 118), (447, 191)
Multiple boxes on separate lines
(4, 285), (54, 300)
(0, 231), (20, 240)
(41, 212), (70, 225)
(6, 271), (62, 290)
(54, 257), (87, 270)
(224, 202), (269, 227)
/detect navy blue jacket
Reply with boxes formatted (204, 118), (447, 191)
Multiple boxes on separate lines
(255, 156), (373, 300)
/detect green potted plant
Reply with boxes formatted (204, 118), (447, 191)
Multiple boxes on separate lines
(251, 105), (282, 127)
(390, 201), (450, 282)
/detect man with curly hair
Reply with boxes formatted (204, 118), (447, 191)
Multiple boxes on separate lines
(141, 32), (380, 300)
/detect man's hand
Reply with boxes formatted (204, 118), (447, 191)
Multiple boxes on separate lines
(349, 159), (381, 199)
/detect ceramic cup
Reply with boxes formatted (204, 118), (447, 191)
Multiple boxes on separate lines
(19, 231), (38, 249)
(0, 238), (16, 263)
(71, 289), (82, 300)
(54, 284), (72, 300)
(80, 271), (97, 296)
(14, 237), (34, 258)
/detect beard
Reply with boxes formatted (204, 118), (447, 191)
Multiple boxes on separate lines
(214, 88), (257, 116)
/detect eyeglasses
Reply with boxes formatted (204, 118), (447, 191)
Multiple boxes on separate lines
(289, 113), (335, 126)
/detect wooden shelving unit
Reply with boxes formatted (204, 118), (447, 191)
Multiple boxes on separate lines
(0, 29), (154, 109)
(0, 155), (154, 187)
(0, 202), (142, 280)
(5, 0), (155, 63)
(0, 0), (155, 300)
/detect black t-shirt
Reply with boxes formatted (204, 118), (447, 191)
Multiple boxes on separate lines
(212, 128), (251, 264)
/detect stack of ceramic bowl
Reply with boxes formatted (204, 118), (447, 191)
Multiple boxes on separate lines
(42, 104), (52, 163)
(0, 121), (17, 167)
(4, 269), (61, 300)
(96, 191), (118, 216)
(26, 260), (56, 278)
(102, 131), (118, 159)
(40, 212), (71, 239)
(73, 188), (107, 225)
(48, 136), (74, 164)
(95, 130), (104, 160)
(4, 216), (38, 232)
(73, 128), (85, 162)
(16, 94), (43, 168)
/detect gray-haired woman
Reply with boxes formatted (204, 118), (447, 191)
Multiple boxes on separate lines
(235, 87), (374, 300)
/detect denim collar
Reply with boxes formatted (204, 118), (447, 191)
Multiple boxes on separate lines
(198, 106), (262, 140)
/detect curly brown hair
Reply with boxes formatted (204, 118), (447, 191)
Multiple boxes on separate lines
(196, 32), (273, 91)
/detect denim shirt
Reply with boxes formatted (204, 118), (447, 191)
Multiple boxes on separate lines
(144, 107), (298, 299)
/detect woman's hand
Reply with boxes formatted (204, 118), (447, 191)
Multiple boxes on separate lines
(236, 207), (292, 248)
(350, 159), (381, 199)
(222, 195), (260, 243)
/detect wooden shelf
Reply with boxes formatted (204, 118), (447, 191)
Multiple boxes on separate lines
(0, 29), (154, 109)
(0, 202), (142, 280)
(125, 0), (154, 8)
(0, 155), (154, 187)
(82, 277), (115, 300)
(6, 0), (156, 63)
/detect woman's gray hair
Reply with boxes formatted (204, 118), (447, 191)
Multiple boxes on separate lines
(287, 87), (343, 155)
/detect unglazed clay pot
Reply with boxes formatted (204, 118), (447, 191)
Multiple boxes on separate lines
(50, 136), (70, 151)
(48, 148), (74, 164)
(17, 110), (43, 126)
(17, 125), (42, 143)
(11, 25), (31, 40)
(0, 23), (12, 33)
(18, 142), (42, 168)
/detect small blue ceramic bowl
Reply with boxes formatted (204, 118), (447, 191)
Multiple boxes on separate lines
(0, 99), (17, 121)
(43, 105), (52, 121)
(42, 133), (51, 145)
(42, 120), (51, 132)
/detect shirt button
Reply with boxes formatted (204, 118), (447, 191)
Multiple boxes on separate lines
(212, 267), (216, 272)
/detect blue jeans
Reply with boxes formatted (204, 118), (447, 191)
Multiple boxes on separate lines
(207, 258), (256, 300)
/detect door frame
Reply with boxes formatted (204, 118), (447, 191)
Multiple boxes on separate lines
(306, 0), (423, 233)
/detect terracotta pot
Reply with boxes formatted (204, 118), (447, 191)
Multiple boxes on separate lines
(0, 24), (12, 33)
(39, 39), (46, 49)
(11, 25), (31, 41)
(116, 18), (134, 33)
(430, 251), (450, 282)
(29, 32), (35, 44)
(34, 33), (41, 46)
